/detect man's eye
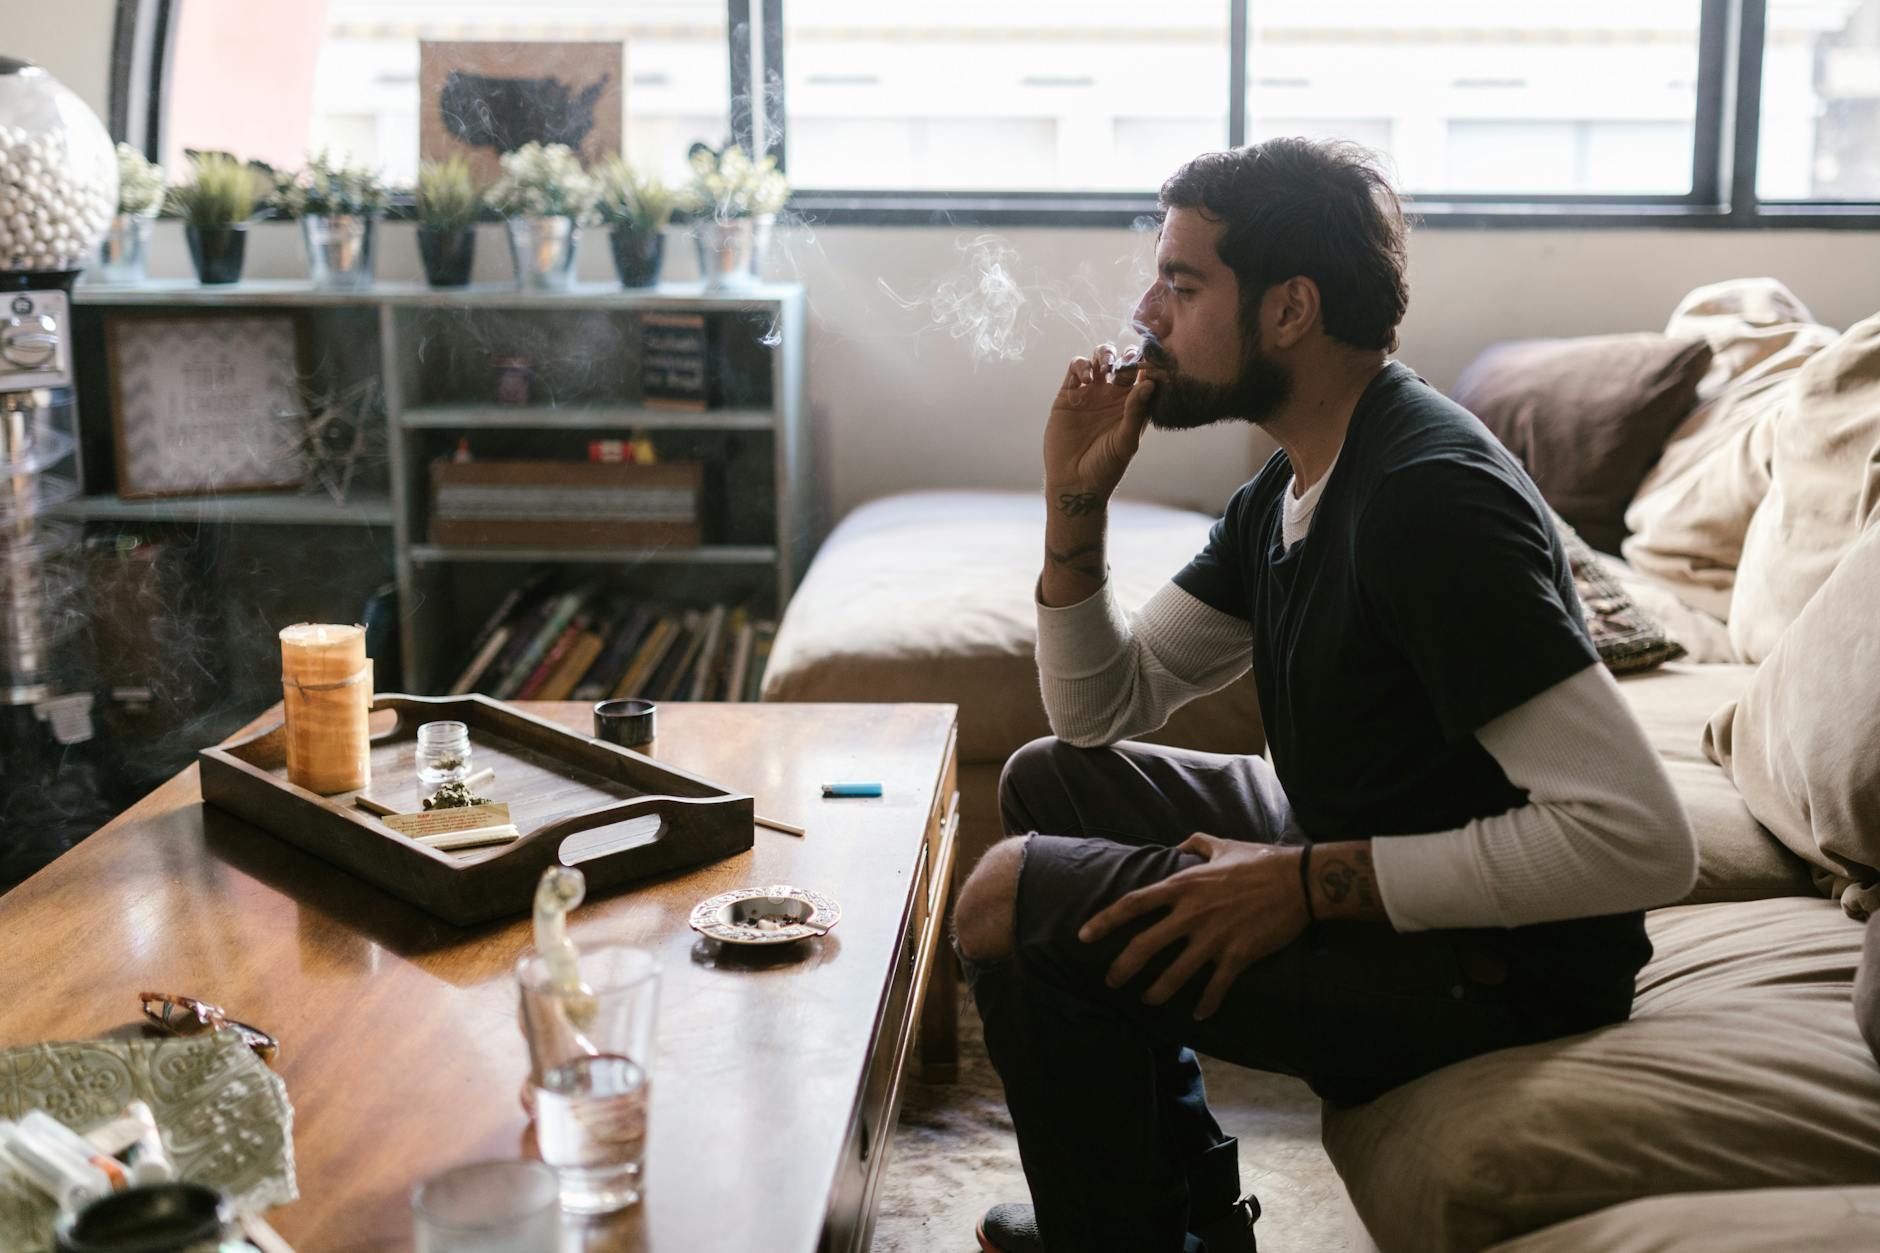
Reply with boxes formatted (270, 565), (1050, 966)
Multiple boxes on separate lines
(1171, 286), (1196, 298)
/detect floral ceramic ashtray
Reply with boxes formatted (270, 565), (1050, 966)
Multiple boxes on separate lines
(689, 884), (841, 947)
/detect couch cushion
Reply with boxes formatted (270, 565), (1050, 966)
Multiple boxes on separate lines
(762, 490), (1264, 764)
(1617, 662), (1812, 906)
(1484, 1187), (1880, 1253)
(1323, 897), (1880, 1253)
(1663, 759), (1815, 905)
(1706, 518), (1880, 920)
(1455, 334), (1712, 554)
(1613, 660), (1757, 766)
(1622, 279), (1841, 620)
(1728, 311), (1880, 662)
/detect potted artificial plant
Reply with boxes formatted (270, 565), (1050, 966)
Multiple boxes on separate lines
(166, 151), (266, 285)
(413, 155), (481, 288)
(99, 142), (163, 283)
(484, 142), (599, 291)
(595, 157), (675, 288)
(272, 151), (388, 290)
(680, 142), (789, 289)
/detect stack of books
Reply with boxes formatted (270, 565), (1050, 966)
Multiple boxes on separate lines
(446, 579), (777, 703)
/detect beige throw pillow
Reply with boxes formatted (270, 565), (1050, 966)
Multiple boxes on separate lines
(1622, 278), (1840, 620)
(1726, 312), (1880, 662)
(1704, 518), (1880, 919)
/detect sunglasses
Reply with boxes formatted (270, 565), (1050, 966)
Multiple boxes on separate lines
(139, 992), (280, 1066)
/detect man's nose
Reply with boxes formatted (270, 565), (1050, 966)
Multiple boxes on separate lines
(1133, 285), (1168, 338)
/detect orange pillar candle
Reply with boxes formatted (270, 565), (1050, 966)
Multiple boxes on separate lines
(280, 623), (373, 794)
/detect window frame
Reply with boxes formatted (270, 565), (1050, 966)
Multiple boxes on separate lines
(113, 0), (1880, 229)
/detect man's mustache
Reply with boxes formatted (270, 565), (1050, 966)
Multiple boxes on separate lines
(1138, 335), (1176, 372)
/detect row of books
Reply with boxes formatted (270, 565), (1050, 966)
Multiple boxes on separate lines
(447, 579), (777, 703)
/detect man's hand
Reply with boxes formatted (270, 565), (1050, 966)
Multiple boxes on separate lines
(1044, 343), (1162, 506)
(1078, 835), (1308, 1020)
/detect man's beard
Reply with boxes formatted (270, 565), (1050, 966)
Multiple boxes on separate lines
(1140, 331), (1292, 431)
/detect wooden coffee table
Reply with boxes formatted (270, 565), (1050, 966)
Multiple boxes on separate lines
(0, 702), (961, 1253)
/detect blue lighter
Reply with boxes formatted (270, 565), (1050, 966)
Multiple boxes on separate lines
(821, 781), (884, 798)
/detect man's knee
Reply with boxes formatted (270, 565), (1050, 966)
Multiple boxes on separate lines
(955, 836), (1028, 962)
(999, 735), (1068, 832)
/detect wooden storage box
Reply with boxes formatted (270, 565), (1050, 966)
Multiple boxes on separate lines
(430, 460), (705, 549)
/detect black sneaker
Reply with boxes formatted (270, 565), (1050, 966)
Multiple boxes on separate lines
(976, 1202), (1042, 1253)
(975, 1196), (1259, 1253)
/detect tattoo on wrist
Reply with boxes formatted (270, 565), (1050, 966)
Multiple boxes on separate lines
(1316, 848), (1377, 912)
(1320, 860), (1354, 904)
(1055, 492), (1102, 518)
(1045, 542), (1105, 579)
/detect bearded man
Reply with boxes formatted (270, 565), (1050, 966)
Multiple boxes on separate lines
(955, 139), (1699, 1253)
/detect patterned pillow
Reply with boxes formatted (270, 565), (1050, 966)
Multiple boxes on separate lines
(1552, 509), (1687, 674)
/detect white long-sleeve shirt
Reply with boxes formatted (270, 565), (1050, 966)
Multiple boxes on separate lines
(1037, 477), (1697, 932)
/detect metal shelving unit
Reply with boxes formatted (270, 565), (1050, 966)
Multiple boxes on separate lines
(70, 280), (812, 693)
(56, 491), (395, 528)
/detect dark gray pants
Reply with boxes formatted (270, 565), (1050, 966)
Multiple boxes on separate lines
(967, 736), (1638, 1253)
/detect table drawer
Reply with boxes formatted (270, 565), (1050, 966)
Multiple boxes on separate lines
(821, 841), (930, 1253)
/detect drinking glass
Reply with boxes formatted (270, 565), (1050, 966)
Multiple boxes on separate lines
(516, 943), (659, 1214)
(411, 1159), (561, 1252)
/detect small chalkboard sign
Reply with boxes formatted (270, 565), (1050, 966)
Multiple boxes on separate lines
(641, 312), (710, 411)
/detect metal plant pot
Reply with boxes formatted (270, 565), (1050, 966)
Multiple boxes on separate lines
(302, 213), (377, 290)
(505, 215), (579, 291)
(691, 214), (773, 289)
(97, 212), (153, 284)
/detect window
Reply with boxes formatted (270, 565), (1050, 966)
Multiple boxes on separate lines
(778, 1), (1231, 193)
(164, 0), (730, 184)
(122, 1), (1880, 223)
(1245, 4), (1705, 198)
(1758, 0), (1880, 200)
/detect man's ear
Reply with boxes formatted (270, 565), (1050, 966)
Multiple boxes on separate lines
(1268, 277), (1321, 350)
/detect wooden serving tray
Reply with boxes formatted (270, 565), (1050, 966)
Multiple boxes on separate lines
(198, 693), (754, 926)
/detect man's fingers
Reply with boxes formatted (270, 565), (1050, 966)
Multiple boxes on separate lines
(1104, 914), (1185, 989)
(1063, 355), (1094, 390)
(1093, 342), (1117, 374)
(1194, 951), (1252, 1021)
(1174, 832), (1224, 858)
(1141, 939), (1213, 1007)
(1079, 881), (1167, 944)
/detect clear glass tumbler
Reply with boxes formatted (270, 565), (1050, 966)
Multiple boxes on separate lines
(411, 1159), (561, 1253)
(516, 943), (659, 1214)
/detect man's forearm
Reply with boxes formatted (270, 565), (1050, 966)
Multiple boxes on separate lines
(1307, 840), (1386, 922)
(1041, 487), (1110, 607)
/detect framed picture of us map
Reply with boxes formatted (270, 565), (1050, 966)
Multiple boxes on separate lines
(420, 41), (625, 187)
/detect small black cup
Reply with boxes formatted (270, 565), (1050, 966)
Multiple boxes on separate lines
(594, 698), (656, 749)
(56, 1182), (234, 1252)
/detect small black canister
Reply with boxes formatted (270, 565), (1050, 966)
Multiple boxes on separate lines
(54, 1183), (257, 1253)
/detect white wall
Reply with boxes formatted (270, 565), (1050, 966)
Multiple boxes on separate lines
(13, 4), (1880, 528)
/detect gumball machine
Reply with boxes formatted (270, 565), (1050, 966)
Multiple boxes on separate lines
(1, 55), (117, 797)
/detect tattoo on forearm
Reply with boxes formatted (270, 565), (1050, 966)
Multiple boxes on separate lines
(1045, 542), (1105, 579)
(1055, 492), (1102, 518)
(1316, 847), (1377, 913)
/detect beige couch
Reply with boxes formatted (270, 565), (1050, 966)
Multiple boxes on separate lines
(763, 282), (1880, 1249)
